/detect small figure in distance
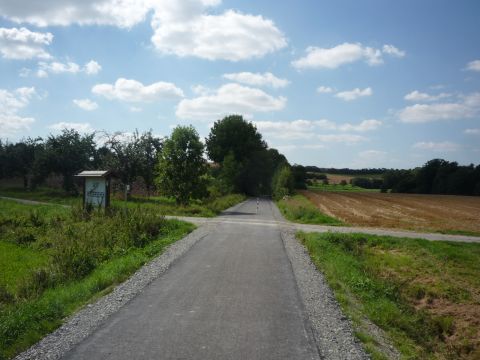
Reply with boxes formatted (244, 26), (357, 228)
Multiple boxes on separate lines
(256, 197), (259, 214)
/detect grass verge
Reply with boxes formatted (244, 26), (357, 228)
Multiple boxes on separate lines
(277, 194), (343, 225)
(308, 184), (380, 192)
(0, 199), (194, 359)
(298, 231), (480, 359)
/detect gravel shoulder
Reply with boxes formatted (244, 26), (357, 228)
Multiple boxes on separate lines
(14, 225), (212, 360)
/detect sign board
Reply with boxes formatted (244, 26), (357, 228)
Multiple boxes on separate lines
(85, 178), (107, 207)
(75, 170), (111, 209)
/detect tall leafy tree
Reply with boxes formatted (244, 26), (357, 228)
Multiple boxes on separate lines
(42, 129), (96, 192)
(156, 126), (207, 204)
(137, 130), (163, 196)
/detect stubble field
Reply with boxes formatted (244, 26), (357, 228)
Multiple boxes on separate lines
(301, 190), (480, 235)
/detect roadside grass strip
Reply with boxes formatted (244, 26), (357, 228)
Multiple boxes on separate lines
(0, 199), (194, 359)
(277, 194), (343, 225)
(298, 231), (480, 359)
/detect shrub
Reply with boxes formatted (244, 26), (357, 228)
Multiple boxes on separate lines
(17, 268), (56, 299)
(0, 285), (14, 305)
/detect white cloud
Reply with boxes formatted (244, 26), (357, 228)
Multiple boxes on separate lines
(317, 134), (367, 144)
(129, 106), (142, 112)
(0, 87), (37, 136)
(84, 60), (102, 75)
(254, 118), (378, 140)
(73, 98), (98, 111)
(413, 141), (459, 152)
(223, 72), (289, 88)
(404, 90), (451, 102)
(317, 86), (334, 94)
(292, 42), (404, 70)
(398, 92), (480, 123)
(382, 44), (406, 58)
(255, 119), (323, 140)
(176, 83), (286, 121)
(466, 60), (480, 72)
(92, 78), (184, 102)
(48, 122), (94, 133)
(0, 1), (287, 62)
(465, 128), (480, 135)
(338, 119), (382, 132)
(0, 0), (152, 28)
(0, 27), (52, 60)
(151, 6), (287, 61)
(36, 59), (102, 77)
(335, 87), (372, 101)
(191, 84), (212, 96)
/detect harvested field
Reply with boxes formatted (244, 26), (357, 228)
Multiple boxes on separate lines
(301, 190), (480, 234)
(325, 174), (354, 184)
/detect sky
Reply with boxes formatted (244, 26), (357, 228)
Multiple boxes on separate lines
(0, 0), (479, 169)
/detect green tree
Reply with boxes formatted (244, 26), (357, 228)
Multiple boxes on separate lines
(40, 129), (96, 192)
(271, 164), (294, 200)
(156, 126), (207, 204)
(205, 115), (269, 194)
(137, 130), (163, 196)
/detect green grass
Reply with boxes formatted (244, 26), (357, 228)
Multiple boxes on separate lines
(0, 186), (81, 206)
(277, 194), (343, 225)
(0, 199), (195, 359)
(308, 183), (380, 192)
(118, 193), (246, 217)
(298, 232), (480, 359)
(0, 186), (245, 217)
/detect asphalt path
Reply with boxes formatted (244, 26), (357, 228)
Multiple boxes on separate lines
(63, 198), (320, 360)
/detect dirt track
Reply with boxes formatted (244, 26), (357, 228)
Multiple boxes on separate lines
(301, 190), (480, 234)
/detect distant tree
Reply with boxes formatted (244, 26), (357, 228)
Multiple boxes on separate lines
(292, 164), (307, 189)
(103, 131), (143, 194)
(137, 130), (163, 196)
(156, 126), (207, 204)
(0, 138), (44, 189)
(271, 164), (294, 200)
(41, 129), (96, 192)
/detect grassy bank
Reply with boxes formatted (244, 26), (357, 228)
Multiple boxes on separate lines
(0, 199), (194, 359)
(0, 186), (245, 217)
(308, 183), (380, 192)
(298, 232), (480, 359)
(277, 194), (343, 225)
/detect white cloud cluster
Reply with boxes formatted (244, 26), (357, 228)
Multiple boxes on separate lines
(223, 72), (289, 88)
(466, 60), (480, 72)
(151, 4), (287, 61)
(0, 0), (152, 28)
(404, 90), (451, 102)
(0, 27), (52, 60)
(292, 42), (405, 70)
(0, 87), (37, 136)
(254, 118), (381, 142)
(413, 141), (459, 152)
(176, 83), (286, 121)
(92, 78), (184, 102)
(73, 99), (98, 111)
(335, 87), (372, 101)
(399, 92), (480, 123)
(48, 122), (94, 133)
(317, 86), (334, 94)
(0, 1), (287, 62)
(37, 59), (101, 77)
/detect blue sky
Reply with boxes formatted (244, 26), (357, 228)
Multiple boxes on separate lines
(1, 0), (479, 168)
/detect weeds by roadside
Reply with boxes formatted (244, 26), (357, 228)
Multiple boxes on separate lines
(298, 231), (480, 359)
(0, 199), (194, 359)
(277, 194), (343, 225)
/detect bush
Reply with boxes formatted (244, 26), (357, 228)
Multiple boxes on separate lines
(17, 268), (56, 299)
(0, 285), (14, 305)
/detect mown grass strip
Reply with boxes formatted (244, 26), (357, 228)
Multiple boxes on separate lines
(277, 194), (343, 225)
(0, 220), (194, 360)
(297, 231), (480, 359)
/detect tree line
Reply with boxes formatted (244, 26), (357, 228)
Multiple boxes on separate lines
(382, 159), (480, 196)
(0, 115), (297, 203)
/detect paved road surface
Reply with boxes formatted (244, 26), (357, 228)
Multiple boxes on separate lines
(63, 199), (320, 360)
